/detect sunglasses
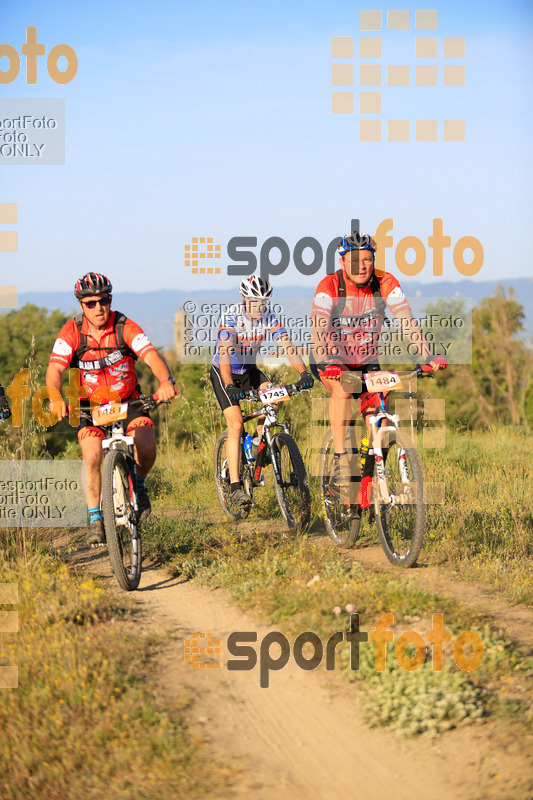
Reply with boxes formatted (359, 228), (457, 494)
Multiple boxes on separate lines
(82, 296), (111, 309)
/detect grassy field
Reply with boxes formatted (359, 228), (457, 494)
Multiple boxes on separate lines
(153, 362), (533, 604)
(0, 537), (234, 800)
(1, 360), (531, 797)
(138, 364), (533, 738)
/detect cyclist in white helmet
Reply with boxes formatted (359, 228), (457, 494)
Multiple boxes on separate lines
(210, 275), (314, 508)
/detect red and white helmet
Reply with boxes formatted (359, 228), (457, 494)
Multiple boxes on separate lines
(239, 275), (273, 300)
(74, 272), (113, 299)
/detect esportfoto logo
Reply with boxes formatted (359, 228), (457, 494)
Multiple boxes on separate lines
(186, 217), (484, 283)
(332, 9), (465, 142)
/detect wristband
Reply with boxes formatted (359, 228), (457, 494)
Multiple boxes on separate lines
(161, 376), (176, 385)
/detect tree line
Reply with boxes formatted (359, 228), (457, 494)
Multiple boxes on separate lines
(0, 289), (531, 459)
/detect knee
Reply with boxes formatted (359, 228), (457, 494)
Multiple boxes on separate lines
(331, 387), (352, 401)
(83, 447), (102, 469)
(227, 418), (244, 437)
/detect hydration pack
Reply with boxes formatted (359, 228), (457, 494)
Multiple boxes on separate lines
(71, 311), (137, 371)
(332, 268), (387, 324)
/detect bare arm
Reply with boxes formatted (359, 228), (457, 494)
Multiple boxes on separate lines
(275, 333), (307, 374)
(45, 362), (68, 419)
(394, 307), (445, 369)
(310, 312), (330, 367)
(143, 350), (177, 401)
(218, 329), (235, 387)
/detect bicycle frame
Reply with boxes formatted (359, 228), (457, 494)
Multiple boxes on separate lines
(242, 401), (290, 486)
(364, 370), (425, 507)
(79, 394), (163, 525)
(101, 422), (139, 522)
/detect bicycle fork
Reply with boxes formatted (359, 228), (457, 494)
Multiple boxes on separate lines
(369, 413), (404, 507)
(370, 414), (413, 508)
(102, 435), (140, 524)
(251, 405), (287, 487)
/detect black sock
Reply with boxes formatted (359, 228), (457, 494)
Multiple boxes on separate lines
(334, 452), (347, 457)
(230, 482), (241, 493)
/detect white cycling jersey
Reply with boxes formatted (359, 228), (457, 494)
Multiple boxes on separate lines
(211, 302), (287, 374)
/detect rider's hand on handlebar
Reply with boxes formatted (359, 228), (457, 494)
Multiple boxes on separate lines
(319, 362), (343, 380)
(423, 354), (448, 373)
(154, 380), (178, 403)
(226, 383), (245, 404)
(295, 370), (314, 391)
(50, 395), (68, 421)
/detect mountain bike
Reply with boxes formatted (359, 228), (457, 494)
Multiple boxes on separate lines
(319, 366), (433, 567)
(213, 383), (311, 530)
(83, 394), (167, 591)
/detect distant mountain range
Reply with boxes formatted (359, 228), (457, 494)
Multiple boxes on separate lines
(10, 277), (533, 350)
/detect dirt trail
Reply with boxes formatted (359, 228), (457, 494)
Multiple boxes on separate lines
(78, 549), (533, 800)
(344, 544), (533, 650)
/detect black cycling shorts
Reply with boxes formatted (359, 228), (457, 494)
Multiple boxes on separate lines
(309, 357), (381, 399)
(77, 396), (152, 441)
(210, 365), (270, 412)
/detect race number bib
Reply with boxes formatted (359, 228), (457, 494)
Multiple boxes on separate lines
(258, 385), (290, 404)
(363, 371), (403, 392)
(92, 401), (128, 426)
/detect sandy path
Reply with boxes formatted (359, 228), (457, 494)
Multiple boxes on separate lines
(122, 561), (533, 800)
(345, 543), (533, 649)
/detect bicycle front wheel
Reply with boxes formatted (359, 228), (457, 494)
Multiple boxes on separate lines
(213, 431), (252, 521)
(102, 448), (142, 591)
(270, 432), (310, 531)
(318, 429), (361, 548)
(374, 429), (425, 567)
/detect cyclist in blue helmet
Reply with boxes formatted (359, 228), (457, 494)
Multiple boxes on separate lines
(310, 230), (447, 502)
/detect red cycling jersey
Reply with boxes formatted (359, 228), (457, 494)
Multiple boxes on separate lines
(49, 311), (156, 400)
(311, 270), (411, 366)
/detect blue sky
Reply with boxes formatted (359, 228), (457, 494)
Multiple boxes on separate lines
(1, 0), (532, 293)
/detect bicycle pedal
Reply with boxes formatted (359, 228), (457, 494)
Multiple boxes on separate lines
(326, 482), (339, 500)
(326, 483), (353, 506)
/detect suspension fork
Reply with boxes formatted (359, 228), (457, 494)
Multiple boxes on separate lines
(107, 441), (139, 520)
(369, 412), (399, 504)
(252, 406), (276, 483)
(397, 446), (410, 483)
(254, 414), (288, 486)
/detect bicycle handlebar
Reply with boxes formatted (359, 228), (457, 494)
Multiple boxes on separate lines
(242, 383), (307, 404)
(411, 364), (435, 378)
(138, 393), (173, 412)
(73, 394), (172, 424)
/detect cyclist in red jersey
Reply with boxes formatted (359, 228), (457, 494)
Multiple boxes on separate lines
(46, 273), (177, 545)
(310, 233), (447, 498)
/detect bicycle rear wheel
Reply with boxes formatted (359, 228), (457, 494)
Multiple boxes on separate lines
(270, 432), (310, 531)
(213, 431), (253, 521)
(102, 448), (142, 591)
(318, 429), (362, 548)
(374, 429), (425, 567)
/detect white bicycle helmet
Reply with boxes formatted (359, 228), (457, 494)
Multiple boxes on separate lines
(240, 275), (273, 300)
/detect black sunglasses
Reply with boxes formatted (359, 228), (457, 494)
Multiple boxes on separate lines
(82, 296), (112, 309)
